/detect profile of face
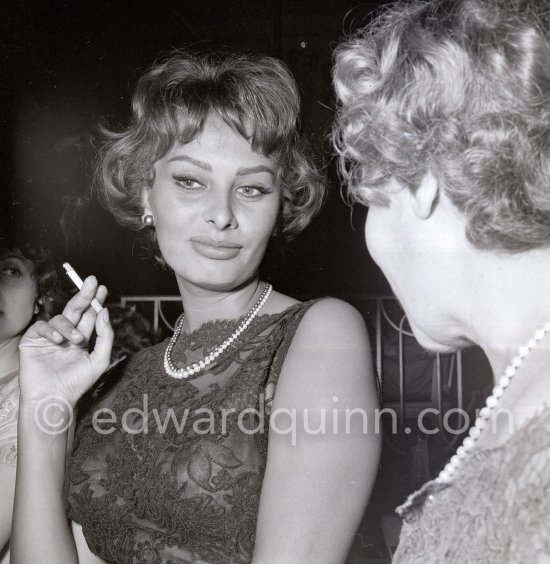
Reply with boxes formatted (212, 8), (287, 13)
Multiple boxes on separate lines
(364, 176), (470, 353)
(142, 113), (281, 292)
(0, 249), (39, 344)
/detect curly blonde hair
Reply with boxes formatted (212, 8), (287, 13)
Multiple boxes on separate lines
(333, 0), (550, 252)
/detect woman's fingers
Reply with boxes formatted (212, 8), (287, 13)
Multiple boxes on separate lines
(62, 275), (100, 326)
(47, 314), (87, 344)
(89, 308), (113, 376)
(22, 281), (108, 348)
(96, 285), (108, 304)
(76, 285), (108, 340)
(21, 320), (65, 345)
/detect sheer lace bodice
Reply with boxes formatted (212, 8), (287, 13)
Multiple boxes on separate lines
(394, 406), (550, 563)
(66, 300), (319, 564)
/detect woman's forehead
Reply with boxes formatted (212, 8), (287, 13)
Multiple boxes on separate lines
(0, 247), (34, 268)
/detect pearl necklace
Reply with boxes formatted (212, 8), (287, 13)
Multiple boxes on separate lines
(163, 283), (273, 379)
(437, 321), (550, 484)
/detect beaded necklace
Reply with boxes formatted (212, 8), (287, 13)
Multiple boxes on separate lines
(437, 321), (550, 483)
(163, 283), (273, 379)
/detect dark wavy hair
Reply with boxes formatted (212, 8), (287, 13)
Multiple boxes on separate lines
(333, 0), (550, 252)
(95, 50), (325, 249)
(0, 237), (66, 321)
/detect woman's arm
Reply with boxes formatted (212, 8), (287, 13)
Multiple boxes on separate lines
(11, 277), (112, 564)
(252, 298), (381, 564)
(13, 406), (78, 562)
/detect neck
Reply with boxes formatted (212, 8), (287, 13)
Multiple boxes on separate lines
(176, 277), (264, 332)
(0, 336), (21, 376)
(466, 248), (550, 377)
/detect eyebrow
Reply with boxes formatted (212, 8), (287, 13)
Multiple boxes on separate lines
(0, 254), (31, 269)
(166, 156), (274, 177)
(167, 155), (212, 171)
(236, 165), (275, 177)
(0, 254), (27, 262)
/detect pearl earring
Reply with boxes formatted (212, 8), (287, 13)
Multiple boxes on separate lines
(142, 214), (154, 226)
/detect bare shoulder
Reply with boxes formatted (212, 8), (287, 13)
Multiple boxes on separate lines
(274, 298), (375, 410)
(295, 297), (369, 347)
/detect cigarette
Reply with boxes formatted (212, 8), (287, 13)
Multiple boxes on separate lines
(62, 262), (103, 313)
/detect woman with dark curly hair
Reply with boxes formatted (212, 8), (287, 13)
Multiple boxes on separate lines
(0, 235), (64, 562)
(333, 0), (550, 560)
(13, 51), (380, 563)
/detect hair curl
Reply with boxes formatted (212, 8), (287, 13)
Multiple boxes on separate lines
(333, 0), (550, 252)
(95, 50), (324, 246)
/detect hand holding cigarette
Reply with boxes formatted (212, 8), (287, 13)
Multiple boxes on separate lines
(18, 266), (113, 410)
(63, 262), (104, 313)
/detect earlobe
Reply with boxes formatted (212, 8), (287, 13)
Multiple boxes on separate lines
(140, 187), (155, 226)
(412, 171), (439, 220)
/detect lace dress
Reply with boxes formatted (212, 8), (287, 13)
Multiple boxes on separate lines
(0, 369), (19, 467)
(393, 406), (550, 563)
(66, 301), (319, 564)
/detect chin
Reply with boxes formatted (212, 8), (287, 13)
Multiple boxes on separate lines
(181, 269), (256, 293)
(408, 322), (462, 355)
(187, 277), (241, 292)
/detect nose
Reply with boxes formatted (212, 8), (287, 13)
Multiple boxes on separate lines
(201, 190), (238, 230)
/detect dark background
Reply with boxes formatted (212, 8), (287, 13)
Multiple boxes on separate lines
(1, 0), (391, 300)
(1, 3), (495, 562)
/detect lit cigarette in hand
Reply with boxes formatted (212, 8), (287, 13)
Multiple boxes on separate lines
(63, 262), (103, 313)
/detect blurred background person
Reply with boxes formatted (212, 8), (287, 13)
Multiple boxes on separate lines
(0, 230), (65, 562)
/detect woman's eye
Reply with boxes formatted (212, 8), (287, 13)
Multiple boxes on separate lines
(1, 267), (22, 277)
(173, 176), (205, 191)
(237, 186), (265, 198)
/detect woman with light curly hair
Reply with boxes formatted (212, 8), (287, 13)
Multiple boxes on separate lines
(333, 0), (550, 560)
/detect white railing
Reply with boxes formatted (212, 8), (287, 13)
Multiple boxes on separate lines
(120, 295), (184, 333)
(118, 294), (464, 428)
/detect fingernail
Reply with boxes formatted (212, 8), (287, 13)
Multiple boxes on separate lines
(52, 331), (62, 341)
(102, 308), (110, 323)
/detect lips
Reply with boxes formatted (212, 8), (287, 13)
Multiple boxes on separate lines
(189, 237), (242, 260)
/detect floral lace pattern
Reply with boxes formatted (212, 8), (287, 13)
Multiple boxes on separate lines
(66, 301), (319, 564)
(0, 370), (19, 467)
(394, 406), (550, 563)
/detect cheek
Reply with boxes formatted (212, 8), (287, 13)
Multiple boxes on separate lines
(19, 300), (36, 326)
(149, 191), (179, 226)
(364, 207), (386, 267)
(150, 198), (192, 251)
(246, 199), (280, 239)
(6, 285), (37, 332)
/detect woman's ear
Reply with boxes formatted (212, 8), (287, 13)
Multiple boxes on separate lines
(140, 186), (153, 216)
(412, 171), (439, 220)
(140, 187), (156, 226)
